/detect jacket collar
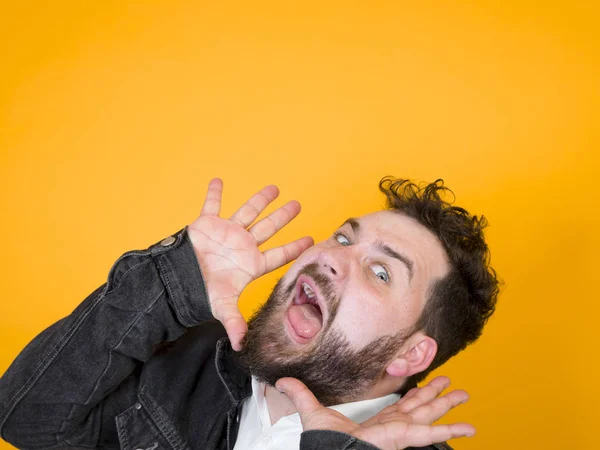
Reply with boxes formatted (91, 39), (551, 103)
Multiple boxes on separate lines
(215, 338), (252, 405)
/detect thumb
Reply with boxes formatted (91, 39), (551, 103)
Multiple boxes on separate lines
(214, 302), (248, 352)
(275, 378), (322, 419)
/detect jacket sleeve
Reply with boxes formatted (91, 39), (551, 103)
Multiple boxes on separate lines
(300, 430), (454, 450)
(0, 228), (212, 448)
(300, 430), (380, 450)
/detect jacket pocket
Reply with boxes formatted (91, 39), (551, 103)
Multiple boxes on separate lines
(116, 403), (173, 450)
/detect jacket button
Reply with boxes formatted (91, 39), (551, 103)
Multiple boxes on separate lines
(160, 236), (176, 247)
(134, 403), (142, 410)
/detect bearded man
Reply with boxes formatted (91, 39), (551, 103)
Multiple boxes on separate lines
(0, 177), (499, 450)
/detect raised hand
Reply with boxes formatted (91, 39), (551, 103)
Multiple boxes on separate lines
(276, 376), (475, 450)
(188, 178), (314, 351)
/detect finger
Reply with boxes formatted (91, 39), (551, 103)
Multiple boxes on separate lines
(201, 178), (223, 216)
(408, 390), (470, 425)
(263, 236), (314, 273)
(397, 376), (451, 413)
(212, 301), (248, 352)
(229, 185), (280, 228)
(401, 386), (421, 401)
(276, 378), (323, 418)
(249, 200), (301, 245)
(402, 423), (476, 447)
(363, 386), (421, 424)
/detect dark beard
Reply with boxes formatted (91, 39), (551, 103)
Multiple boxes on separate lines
(239, 263), (409, 406)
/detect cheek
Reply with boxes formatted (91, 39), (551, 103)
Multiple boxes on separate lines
(282, 246), (315, 274)
(332, 288), (404, 348)
(281, 243), (329, 281)
(331, 282), (424, 348)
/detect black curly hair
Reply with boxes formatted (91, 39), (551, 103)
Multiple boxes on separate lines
(379, 177), (500, 385)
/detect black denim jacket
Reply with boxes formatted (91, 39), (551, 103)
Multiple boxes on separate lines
(0, 228), (451, 450)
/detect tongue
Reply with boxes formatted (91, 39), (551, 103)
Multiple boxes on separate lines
(288, 304), (323, 339)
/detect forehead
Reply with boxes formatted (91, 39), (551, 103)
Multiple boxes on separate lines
(346, 210), (450, 281)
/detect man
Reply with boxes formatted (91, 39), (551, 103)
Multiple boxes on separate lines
(0, 177), (499, 450)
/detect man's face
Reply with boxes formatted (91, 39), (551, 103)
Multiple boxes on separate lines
(240, 210), (449, 405)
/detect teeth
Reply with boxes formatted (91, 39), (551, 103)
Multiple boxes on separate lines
(302, 282), (316, 299)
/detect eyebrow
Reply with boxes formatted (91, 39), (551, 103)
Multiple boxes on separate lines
(374, 241), (414, 281)
(340, 217), (415, 281)
(341, 218), (361, 235)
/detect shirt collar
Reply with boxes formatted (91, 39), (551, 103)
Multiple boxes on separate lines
(251, 376), (401, 428)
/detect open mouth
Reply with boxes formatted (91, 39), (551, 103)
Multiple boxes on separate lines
(285, 275), (326, 343)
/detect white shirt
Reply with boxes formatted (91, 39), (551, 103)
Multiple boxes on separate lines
(233, 377), (401, 450)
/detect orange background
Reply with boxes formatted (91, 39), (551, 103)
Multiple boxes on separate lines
(1, 1), (599, 449)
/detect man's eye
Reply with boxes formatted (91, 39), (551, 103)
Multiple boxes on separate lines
(334, 232), (351, 246)
(371, 264), (389, 282)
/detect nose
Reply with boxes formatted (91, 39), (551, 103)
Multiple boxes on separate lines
(317, 248), (348, 278)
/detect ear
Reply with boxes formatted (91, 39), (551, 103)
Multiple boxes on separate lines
(385, 333), (438, 378)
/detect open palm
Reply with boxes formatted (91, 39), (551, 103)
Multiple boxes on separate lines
(277, 376), (475, 450)
(188, 179), (313, 350)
